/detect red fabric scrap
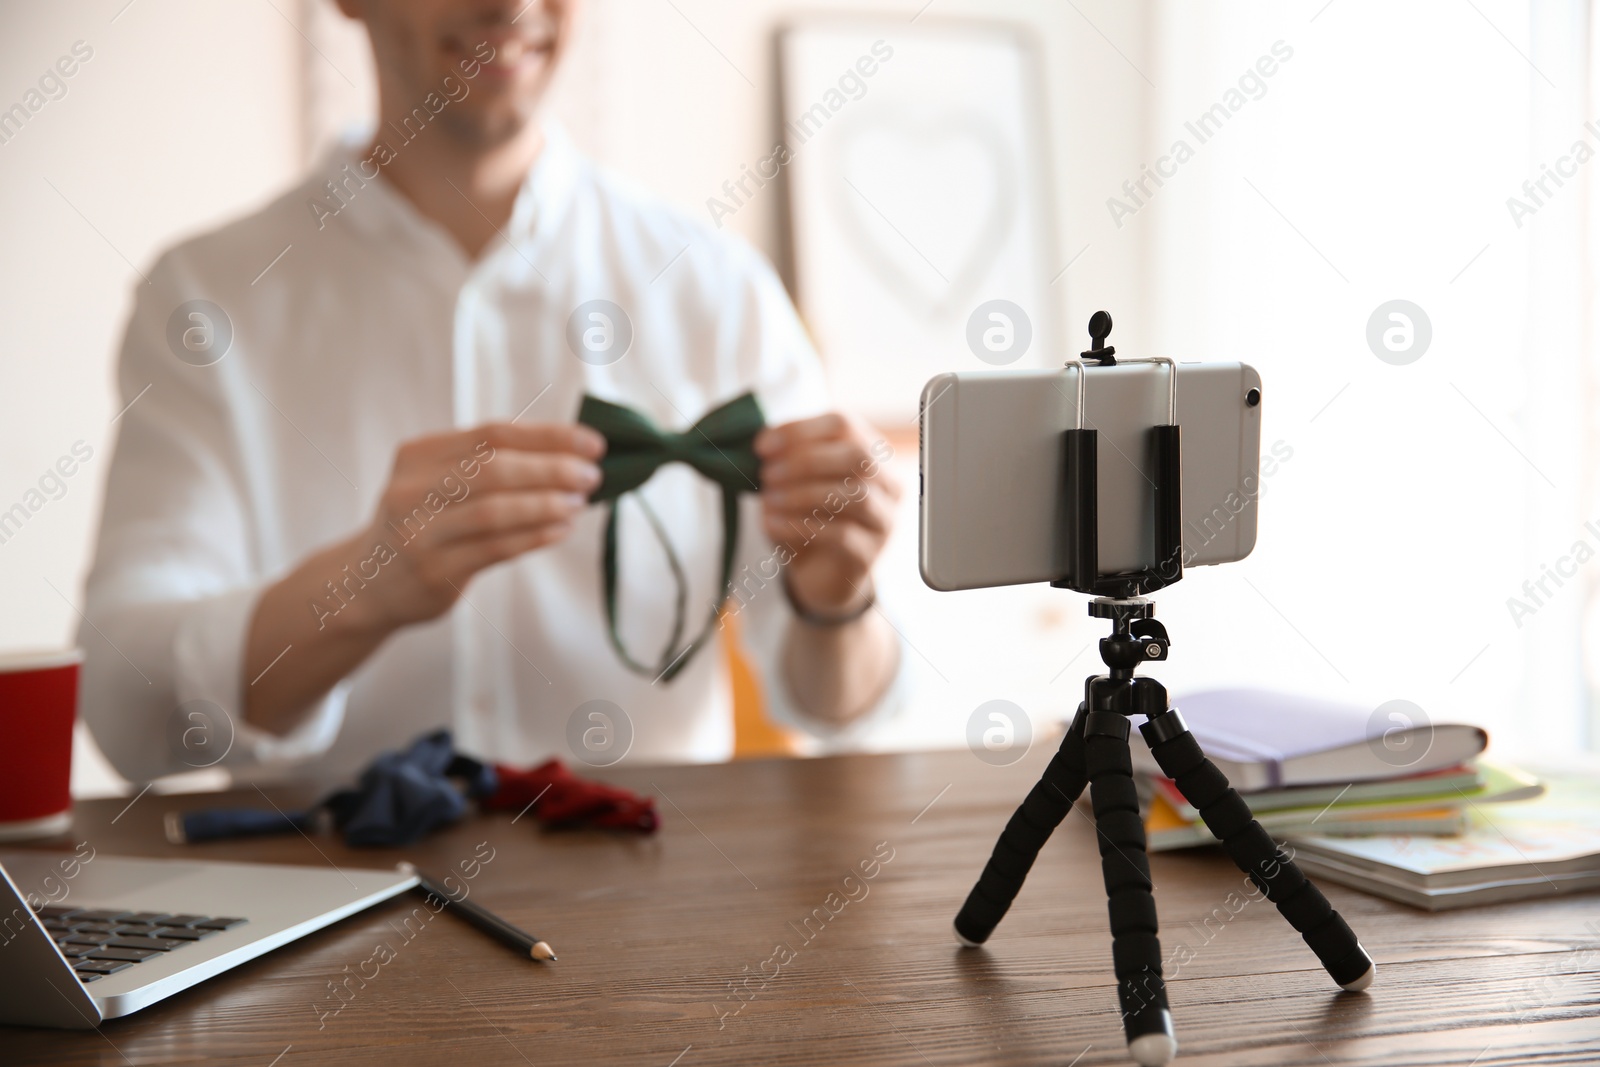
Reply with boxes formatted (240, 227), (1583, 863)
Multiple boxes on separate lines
(482, 759), (658, 833)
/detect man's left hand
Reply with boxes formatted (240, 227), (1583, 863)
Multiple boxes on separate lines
(754, 413), (901, 618)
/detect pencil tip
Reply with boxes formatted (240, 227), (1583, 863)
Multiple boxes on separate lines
(531, 941), (557, 961)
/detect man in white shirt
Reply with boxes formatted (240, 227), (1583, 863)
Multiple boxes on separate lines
(79, 0), (904, 786)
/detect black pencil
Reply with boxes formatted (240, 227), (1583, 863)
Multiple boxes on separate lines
(398, 863), (557, 961)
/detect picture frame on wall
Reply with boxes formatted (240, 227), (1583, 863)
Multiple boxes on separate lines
(776, 19), (1058, 425)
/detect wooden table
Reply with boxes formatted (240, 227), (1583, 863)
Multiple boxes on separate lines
(5, 745), (1598, 1066)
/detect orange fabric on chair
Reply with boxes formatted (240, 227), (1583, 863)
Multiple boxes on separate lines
(720, 608), (803, 759)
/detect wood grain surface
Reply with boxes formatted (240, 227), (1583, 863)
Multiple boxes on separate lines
(4, 743), (1598, 1066)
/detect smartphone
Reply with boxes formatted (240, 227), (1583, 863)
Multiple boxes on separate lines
(919, 361), (1263, 591)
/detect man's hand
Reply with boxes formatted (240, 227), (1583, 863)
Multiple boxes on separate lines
(243, 420), (604, 737)
(358, 422), (606, 628)
(754, 413), (900, 617)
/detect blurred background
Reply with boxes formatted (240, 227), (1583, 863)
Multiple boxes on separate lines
(0, 0), (1595, 796)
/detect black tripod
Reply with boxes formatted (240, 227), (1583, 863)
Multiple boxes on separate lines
(953, 597), (1373, 1065)
(951, 313), (1373, 1066)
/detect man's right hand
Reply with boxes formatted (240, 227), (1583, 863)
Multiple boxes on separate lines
(242, 421), (604, 736)
(358, 422), (606, 628)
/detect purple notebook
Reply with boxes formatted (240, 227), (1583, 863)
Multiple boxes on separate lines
(1130, 688), (1489, 791)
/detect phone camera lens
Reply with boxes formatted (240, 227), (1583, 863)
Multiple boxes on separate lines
(1245, 387), (1261, 407)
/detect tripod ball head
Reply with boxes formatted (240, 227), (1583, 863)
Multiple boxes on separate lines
(1093, 606), (1170, 671)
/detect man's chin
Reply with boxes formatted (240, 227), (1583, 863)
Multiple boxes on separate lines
(437, 103), (538, 150)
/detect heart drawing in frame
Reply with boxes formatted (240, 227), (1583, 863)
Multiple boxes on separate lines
(827, 107), (1019, 322)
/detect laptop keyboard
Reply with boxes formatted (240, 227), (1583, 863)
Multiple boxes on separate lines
(29, 904), (247, 984)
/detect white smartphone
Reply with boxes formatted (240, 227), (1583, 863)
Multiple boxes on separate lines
(919, 361), (1263, 592)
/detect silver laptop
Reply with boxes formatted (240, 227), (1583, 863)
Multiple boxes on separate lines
(0, 852), (416, 1029)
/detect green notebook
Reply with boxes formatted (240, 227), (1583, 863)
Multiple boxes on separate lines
(1151, 760), (1538, 818)
(1142, 762), (1542, 852)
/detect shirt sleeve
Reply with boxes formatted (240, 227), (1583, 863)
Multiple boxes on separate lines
(720, 246), (908, 747)
(78, 257), (347, 784)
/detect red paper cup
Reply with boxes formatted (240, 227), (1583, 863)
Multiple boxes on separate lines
(0, 648), (81, 841)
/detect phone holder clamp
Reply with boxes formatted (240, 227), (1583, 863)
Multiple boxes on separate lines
(1056, 313), (1183, 600)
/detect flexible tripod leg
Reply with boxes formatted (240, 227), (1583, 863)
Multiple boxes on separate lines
(1141, 708), (1375, 992)
(953, 708), (1089, 946)
(1085, 710), (1176, 1067)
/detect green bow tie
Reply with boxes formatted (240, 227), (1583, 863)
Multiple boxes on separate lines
(577, 391), (765, 683)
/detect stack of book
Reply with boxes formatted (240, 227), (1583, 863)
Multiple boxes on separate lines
(1129, 689), (1600, 909)
(1285, 773), (1600, 909)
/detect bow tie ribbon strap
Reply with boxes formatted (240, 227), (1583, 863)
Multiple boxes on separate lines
(578, 392), (765, 683)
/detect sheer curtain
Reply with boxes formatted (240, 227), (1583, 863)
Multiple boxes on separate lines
(1544, 0), (1600, 750)
(1143, 0), (1596, 760)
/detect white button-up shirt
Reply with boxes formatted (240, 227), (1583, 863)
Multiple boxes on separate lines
(80, 126), (898, 786)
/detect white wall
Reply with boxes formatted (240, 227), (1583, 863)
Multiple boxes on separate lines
(0, 0), (305, 795)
